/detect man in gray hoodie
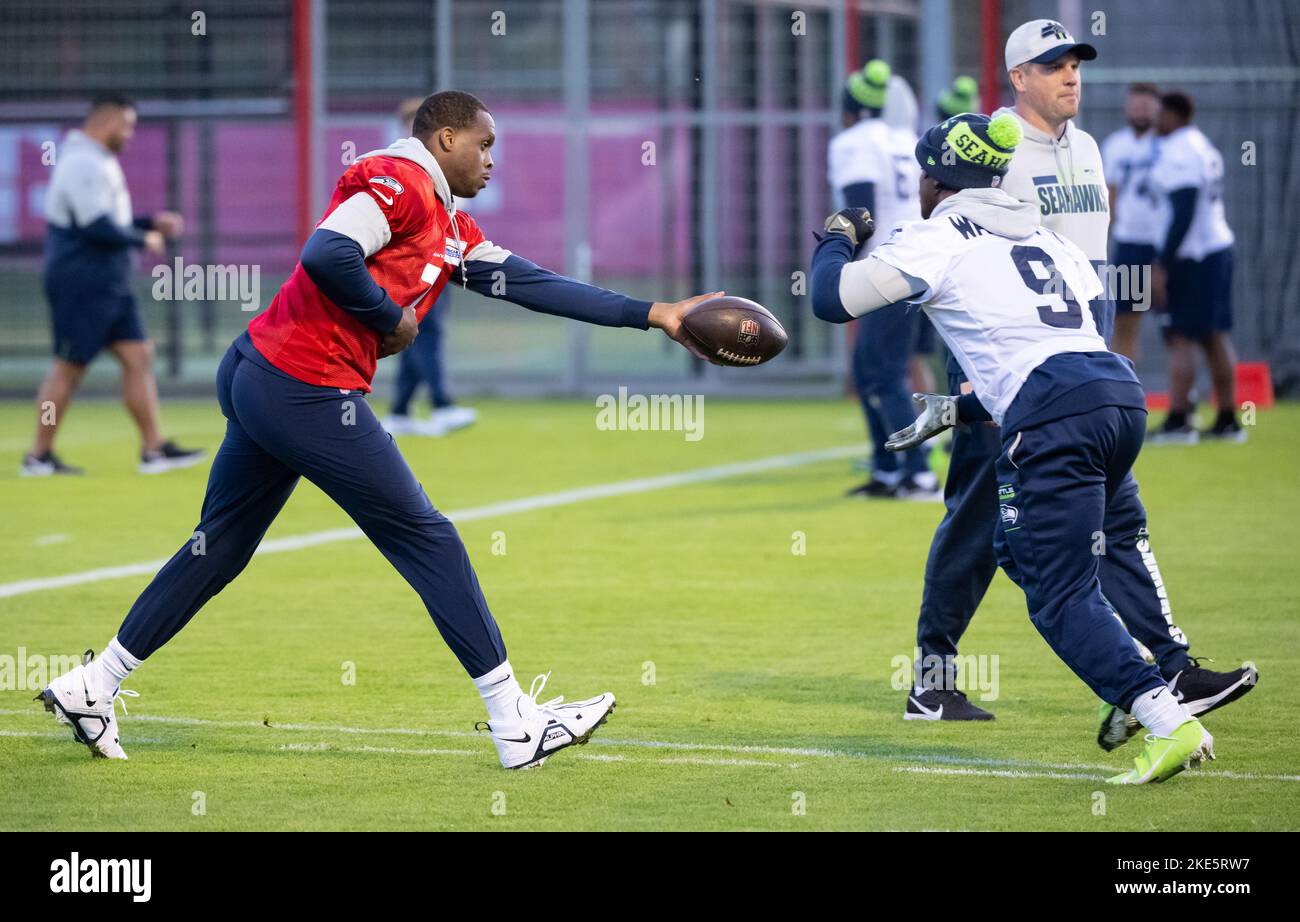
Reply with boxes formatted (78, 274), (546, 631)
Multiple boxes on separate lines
(889, 20), (1256, 742)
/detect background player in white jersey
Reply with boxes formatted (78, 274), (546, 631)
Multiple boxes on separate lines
(828, 60), (938, 499)
(1102, 83), (1165, 360)
(811, 112), (1216, 784)
(889, 20), (1256, 735)
(1149, 91), (1243, 443)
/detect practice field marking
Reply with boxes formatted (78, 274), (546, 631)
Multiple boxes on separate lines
(0, 444), (865, 600)
(4, 708), (1297, 783)
(276, 742), (794, 769)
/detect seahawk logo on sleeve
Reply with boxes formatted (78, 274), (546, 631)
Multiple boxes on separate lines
(369, 176), (404, 194)
(368, 176), (404, 205)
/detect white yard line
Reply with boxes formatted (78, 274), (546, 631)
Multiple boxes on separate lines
(4, 707), (1296, 782)
(275, 742), (792, 769)
(0, 444), (863, 600)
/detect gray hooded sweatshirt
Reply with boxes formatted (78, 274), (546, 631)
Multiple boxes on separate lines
(993, 106), (1109, 262)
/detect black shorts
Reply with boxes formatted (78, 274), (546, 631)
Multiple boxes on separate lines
(1110, 242), (1156, 314)
(1163, 247), (1233, 340)
(47, 277), (146, 366)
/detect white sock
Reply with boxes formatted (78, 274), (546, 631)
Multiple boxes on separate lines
(86, 637), (141, 695)
(473, 660), (523, 725)
(874, 469), (904, 487)
(1131, 685), (1188, 737)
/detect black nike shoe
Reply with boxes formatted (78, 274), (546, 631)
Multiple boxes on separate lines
(139, 440), (206, 475)
(1168, 657), (1258, 717)
(1201, 416), (1247, 443)
(20, 451), (84, 476)
(1148, 417), (1199, 445)
(846, 478), (897, 499)
(904, 688), (996, 721)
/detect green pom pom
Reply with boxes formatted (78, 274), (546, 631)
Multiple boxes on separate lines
(953, 75), (978, 98)
(863, 59), (891, 87)
(987, 114), (1022, 151)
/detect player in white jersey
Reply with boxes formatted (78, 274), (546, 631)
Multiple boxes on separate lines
(811, 112), (1218, 783)
(1102, 83), (1165, 360)
(887, 21), (1256, 738)
(827, 60), (937, 499)
(1149, 91), (1243, 443)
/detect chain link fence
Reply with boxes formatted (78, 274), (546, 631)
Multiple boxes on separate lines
(1, 0), (927, 399)
(3, 0), (1295, 397)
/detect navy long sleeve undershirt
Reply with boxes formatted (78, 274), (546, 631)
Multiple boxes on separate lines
(809, 232), (859, 323)
(956, 391), (993, 423)
(1160, 187), (1198, 265)
(463, 254), (652, 329)
(78, 214), (148, 250)
(300, 228), (405, 334)
(841, 181), (876, 213)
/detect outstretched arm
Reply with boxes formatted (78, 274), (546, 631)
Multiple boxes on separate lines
(809, 207), (925, 323)
(460, 240), (724, 362)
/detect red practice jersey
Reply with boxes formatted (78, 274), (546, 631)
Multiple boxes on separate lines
(249, 149), (484, 392)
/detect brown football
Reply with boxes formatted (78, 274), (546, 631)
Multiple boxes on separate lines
(680, 296), (788, 367)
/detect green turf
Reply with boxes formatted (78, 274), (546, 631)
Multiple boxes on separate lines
(0, 397), (1296, 830)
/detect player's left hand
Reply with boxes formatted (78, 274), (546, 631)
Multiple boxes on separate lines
(649, 291), (727, 363)
(378, 306), (419, 358)
(816, 207), (875, 250)
(885, 393), (958, 452)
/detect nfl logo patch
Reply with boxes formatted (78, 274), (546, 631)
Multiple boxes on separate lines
(737, 318), (760, 345)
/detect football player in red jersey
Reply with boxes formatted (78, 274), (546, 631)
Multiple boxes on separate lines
(38, 91), (722, 770)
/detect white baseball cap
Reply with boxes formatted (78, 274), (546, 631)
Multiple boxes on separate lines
(1004, 19), (1097, 71)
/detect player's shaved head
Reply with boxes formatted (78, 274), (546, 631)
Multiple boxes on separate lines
(414, 90), (495, 199)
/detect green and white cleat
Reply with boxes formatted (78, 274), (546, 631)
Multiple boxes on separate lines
(1106, 719), (1214, 785)
(1097, 702), (1141, 752)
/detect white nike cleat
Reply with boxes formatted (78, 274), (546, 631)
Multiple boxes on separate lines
(430, 405), (478, 434)
(477, 672), (615, 769)
(35, 650), (138, 760)
(381, 414), (428, 437)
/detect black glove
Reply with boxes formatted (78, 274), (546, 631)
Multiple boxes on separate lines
(816, 207), (875, 250)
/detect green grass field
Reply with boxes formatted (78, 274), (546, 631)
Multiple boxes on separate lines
(1, 396), (1296, 831)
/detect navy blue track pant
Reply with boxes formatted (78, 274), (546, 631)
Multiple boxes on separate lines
(994, 407), (1166, 710)
(915, 369), (1190, 689)
(116, 336), (507, 677)
(852, 303), (929, 479)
